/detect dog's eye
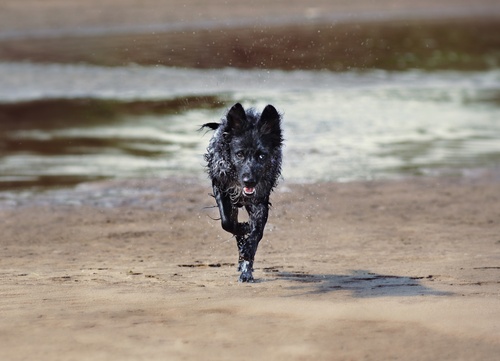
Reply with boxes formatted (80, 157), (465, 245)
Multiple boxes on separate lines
(235, 151), (245, 159)
(258, 153), (267, 161)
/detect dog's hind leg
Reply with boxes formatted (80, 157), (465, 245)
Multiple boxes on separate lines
(237, 202), (269, 282)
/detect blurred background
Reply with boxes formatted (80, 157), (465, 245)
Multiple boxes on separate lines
(0, 0), (499, 193)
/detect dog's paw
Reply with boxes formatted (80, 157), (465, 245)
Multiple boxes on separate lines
(238, 271), (254, 283)
(238, 260), (254, 283)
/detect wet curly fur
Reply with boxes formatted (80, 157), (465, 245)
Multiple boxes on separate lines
(202, 103), (283, 282)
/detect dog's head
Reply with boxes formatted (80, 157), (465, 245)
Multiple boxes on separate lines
(223, 103), (283, 198)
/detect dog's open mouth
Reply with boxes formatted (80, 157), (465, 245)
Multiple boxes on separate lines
(243, 187), (255, 196)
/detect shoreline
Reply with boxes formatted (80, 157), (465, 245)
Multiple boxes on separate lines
(1, 166), (500, 209)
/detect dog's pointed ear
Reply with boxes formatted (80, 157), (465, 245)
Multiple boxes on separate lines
(226, 103), (247, 132)
(258, 104), (281, 137)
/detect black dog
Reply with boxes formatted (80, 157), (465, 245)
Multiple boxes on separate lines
(203, 103), (283, 282)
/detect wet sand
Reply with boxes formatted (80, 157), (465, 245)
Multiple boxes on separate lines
(1, 1), (500, 360)
(2, 175), (500, 360)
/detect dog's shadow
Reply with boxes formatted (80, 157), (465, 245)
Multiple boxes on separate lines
(261, 268), (452, 298)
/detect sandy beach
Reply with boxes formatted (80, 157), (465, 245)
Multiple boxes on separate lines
(2, 174), (500, 360)
(1, 1), (500, 360)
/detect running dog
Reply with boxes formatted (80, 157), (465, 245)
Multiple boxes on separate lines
(203, 103), (283, 282)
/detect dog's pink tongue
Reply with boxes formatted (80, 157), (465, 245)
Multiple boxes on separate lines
(244, 187), (255, 195)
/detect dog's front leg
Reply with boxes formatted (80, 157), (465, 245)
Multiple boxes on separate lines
(237, 202), (269, 282)
(213, 185), (249, 236)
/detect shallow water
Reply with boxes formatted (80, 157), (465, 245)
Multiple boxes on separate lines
(0, 62), (499, 191)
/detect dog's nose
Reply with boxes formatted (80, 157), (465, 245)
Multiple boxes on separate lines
(242, 175), (256, 187)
